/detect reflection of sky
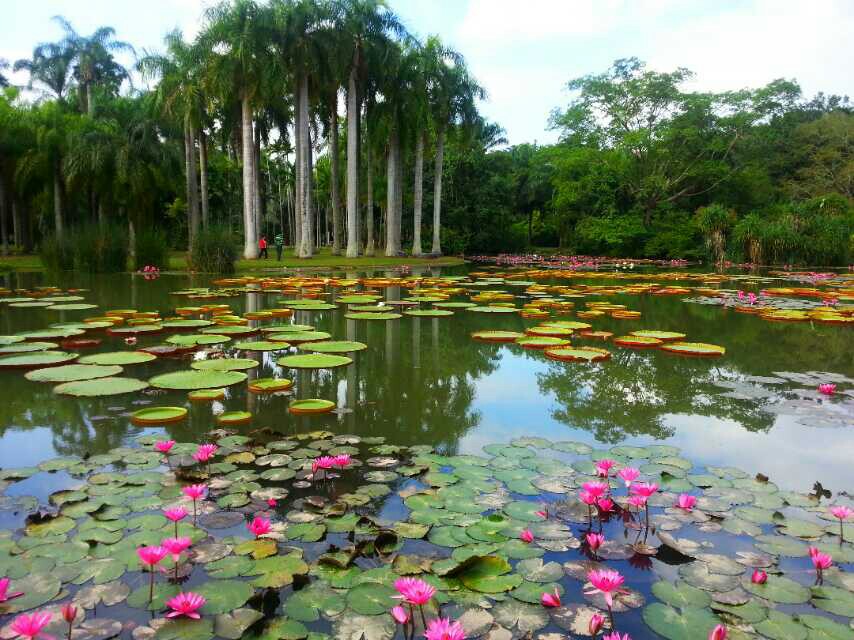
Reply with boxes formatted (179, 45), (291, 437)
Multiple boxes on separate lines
(458, 348), (854, 494)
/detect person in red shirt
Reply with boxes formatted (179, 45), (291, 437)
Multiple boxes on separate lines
(258, 236), (268, 259)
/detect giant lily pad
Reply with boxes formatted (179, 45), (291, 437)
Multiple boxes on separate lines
(54, 377), (149, 397)
(345, 583), (397, 615)
(25, 364), (122, 382)
(0, 351), (79, 369)
(191, 358), (259, 372)
(149, 370), (247, 390)
(131, 406), (188, 425)
(277, 354), (352, 369)
(78, 351), (157, 366)
(642, 604), (720, 640)
(302, 341), (367, 354)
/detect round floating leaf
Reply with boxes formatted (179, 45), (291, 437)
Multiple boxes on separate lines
(471, 330), (524, 343)
(651, 581), (712, 609)
(189, 388), (225, 401)
(277, 354), (352, 369)
(289, 399), (335, 415)
(0, 351), (79, 369)
(78, 352), (155, 366)
(0, 341), (59, 354)
(403, 309), (454, 317)
(511, 580), (564, 604)
(55, 377), (149, 397)
(167, 334), (230, 347)
(343, 312), (401, 320)
(544, 347), (610, 363)
(660, 342), (725, 356)
(216, 411), (253, 425)
(233, 341), (288, 351)
(642, 604), (720, 640)
(214, 609), (264, 640)
(743, 575), (810, 604)
(150, 370), (247, 390)
(457, 555), (522, 593)
(3, 573), (62, 612)
(630, 330), (687, 341)
(753, 611), (807, 640)
(799, 614), (854, 640)
(196, 579), (254, 615)
(302, 341), (367, 353)
(811, 586), (854, 616)
(345, 583), (397, 615)
(155, 619), (214, 640)
(491, 599), (548, 633)
(333, 614), (395, 640)
(191, 358), (259, 371)
(131, 406), (188, 425)
(249, 378), (293, 393)
(25, 364), (122, 382)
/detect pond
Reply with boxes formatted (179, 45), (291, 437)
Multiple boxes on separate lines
(0, 266), (852, 640)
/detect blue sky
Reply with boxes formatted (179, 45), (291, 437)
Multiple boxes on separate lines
(3, 0), (853, 144)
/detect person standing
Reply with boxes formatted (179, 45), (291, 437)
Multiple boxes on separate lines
(274, 232), (284, 261)
(259, 236), (269, 259)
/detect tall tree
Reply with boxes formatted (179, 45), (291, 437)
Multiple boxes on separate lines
(202, 0), (275, 259)
(14, 43), (74, 101)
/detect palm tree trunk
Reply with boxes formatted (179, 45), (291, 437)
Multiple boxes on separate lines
(254, 124), (262, 241)
(293, 103), (303, 252)
(86, 83), (94, 117)
(53, 158), (64, 239)
(385, 125), (401, 256)
(184, 117), (200, 247)
(345, 64), (360, 257)
(0, 171), (8, 256)
(128, 215), (136, 268)
(330, 92), (343, 255)
(199, 128), (209, 228)
(412, 132), (424, 256)
(431, 127), (444, 255)
(241, 93), (258, 259)
(365, 132), (374, 256)
(297, 73), (313, 258)
(97, 198), (107, 227)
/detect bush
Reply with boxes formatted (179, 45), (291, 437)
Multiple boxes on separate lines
(42, 224), (128, 273)
(134, 228), (169, 270)
(40, 234), (74, 271)
(189, 226), (237, 273)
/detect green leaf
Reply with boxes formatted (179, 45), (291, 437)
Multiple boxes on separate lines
(196, 579), (254, 614)
(811, 585), (854, 616)
(743, 575), (810, 604)
(214, 609), (265, 640)
(754, 610), (808, 640)
(345, 583), (397, 615)
(642, 604), (720, 640)
(651, 581), (712, 609)
(155, 619), (215, 640)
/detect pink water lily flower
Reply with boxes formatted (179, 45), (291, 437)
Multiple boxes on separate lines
(597, 497), (615, 513)
(332, 454), (352, 468)
(818, 383), (837, 395)
(541, 588), (561, 608)
(61, 602), (77, 624)
(137, 545), (168, 568)
(164, 507), (188, 522)
(676, 494), (697, 510)
(588, 613), (605, 635)
(192, 443), (218, 463)
(267, 498), (277, 507)
(587, 569), (625, 608)
(586, 532), (605, 552)
(10, 612), (52, 640)
(162, 537), (192, 562)
(165, 592), (206, 619)
(810, 547), (833, 583)
(579, 489), (598, 506)
(311, 456), (336, 474)
(182, 484), (207, 500)
(617, 467), (640, 487)
(155, 440), (175, 454)
(603, 633), (631, 640)
(631, 482), (658, 498)
(831, 506), (854, 520)
(709, 625), (727, 640)
(393, 577), (436, 606)
(520, 529), (534, 543)
(595, 459), (617, 477)
(390, 605), (409, 624)
(751, 570), (767, 584)
(582, 481), (609, 499)
(424, 618), (466, 640)
(0, 577), (23, 602)
(247, 516), (272, 538)
(628, 495), (648, 509)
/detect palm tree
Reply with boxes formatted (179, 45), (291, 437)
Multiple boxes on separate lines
(426, 40), (483, 254)
(14, 43), (74, 100)
(0, 59), (9, 88)
(333, 0), (406, 257)
(139, 30), (205, 246)
(53, 17), (134, 116)
(202, 0), (275, 259)
(408, 42), (433, 256)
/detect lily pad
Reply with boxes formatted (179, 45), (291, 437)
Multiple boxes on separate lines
(149, 370), (247, 390)
(25, 364), (122, 382)
(277, 354), (353, 369)
(54, 377), (149, 396)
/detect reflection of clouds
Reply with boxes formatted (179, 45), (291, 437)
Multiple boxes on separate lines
(662, 412), (854, 492)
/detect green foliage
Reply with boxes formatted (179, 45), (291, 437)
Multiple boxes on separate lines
(134, 228), (169, 270)
(41, 223), (128, 272)
(189, 225), (237, 274)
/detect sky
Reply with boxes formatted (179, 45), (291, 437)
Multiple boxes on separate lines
(3, 0), (853, 145)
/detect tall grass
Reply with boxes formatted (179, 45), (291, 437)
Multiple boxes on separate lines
(134, 229), (169, 270)
(40, 223), (128, 272)
(188, 226), (237, 273)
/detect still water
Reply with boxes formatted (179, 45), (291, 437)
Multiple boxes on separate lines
(1, 266), (851, 500)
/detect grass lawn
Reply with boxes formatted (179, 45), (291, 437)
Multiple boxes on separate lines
(1, 249), (465, 273)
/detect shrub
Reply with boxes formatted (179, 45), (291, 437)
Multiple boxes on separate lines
(134, 228), (169, 270)
(40, 234), (74, 271)
(71, 223), (128, 273)
(189, 226), (237, 273)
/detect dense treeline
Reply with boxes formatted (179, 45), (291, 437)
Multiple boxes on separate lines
(445, 58), (853, 265)
(1, 6), (852, 266)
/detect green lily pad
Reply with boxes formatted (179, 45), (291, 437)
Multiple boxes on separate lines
(25, 364), (123, 382)
(651, 580), (712, 609)
(155, 619), (214, 640)
(0, 350), (79, 368)
(191, 358), (259, 371)
(3, 573), (62, 612)
(744, 575), (810, 604)
(454, 555), (522, 593)
(54, 376), (149, 396)
(302, 341), (368, 353)
(345, 582), (397, 615)
(642, 604), (720, 640)
(344, 312), (401, 320)
(799, 614), (854, 640)
(149, 370), (247, 389)
(214, 609), (265, 640)
(233, 340), (289, 351)
(491, 599), (548, 633)
(754, 610), (807, 640)
(277, 354), (352, 369)
(812, 586), (854, 616)
(195, 579), (254, 614)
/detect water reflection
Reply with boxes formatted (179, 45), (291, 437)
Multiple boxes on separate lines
(0, 269), (851, 492)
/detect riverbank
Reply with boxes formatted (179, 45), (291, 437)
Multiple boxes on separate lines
(0, 249), (465, 274)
